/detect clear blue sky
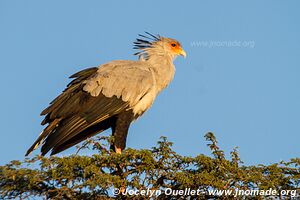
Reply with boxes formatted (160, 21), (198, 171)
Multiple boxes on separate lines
(0, 0), (299, 166)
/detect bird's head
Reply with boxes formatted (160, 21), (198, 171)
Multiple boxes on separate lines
(134, 32), (186, 60)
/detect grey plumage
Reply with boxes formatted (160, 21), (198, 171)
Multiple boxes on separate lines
(26, 33), (186, 156)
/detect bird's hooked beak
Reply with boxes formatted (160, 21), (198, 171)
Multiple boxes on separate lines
(179, 48), (187, 58)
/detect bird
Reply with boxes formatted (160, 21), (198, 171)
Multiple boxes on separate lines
(25, 32), (186, 156)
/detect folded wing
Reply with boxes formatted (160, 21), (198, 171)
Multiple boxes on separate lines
(26, 61), (154, 156)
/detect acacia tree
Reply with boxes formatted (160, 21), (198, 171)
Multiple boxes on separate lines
(0, 132), (299, 199)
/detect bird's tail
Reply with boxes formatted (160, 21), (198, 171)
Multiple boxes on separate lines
(25, 119), (61, 156)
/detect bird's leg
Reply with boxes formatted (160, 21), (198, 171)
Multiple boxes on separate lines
(110, 111), (134, 197)
(111, 111), (134, 154)
(115, 147), (122, 154)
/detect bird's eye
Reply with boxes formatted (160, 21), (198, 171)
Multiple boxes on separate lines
(171, 43), (177, 47)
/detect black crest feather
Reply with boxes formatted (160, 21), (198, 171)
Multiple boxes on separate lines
(133, 32), (160, 56)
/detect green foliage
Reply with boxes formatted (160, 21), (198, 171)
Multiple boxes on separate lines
(0, 133), (299, 199)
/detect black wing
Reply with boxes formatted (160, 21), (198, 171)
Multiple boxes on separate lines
(26, 67), (129, 156)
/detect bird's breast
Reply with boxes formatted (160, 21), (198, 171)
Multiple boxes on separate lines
(148, 59), (175, 94)
(131, 88), (157, 117)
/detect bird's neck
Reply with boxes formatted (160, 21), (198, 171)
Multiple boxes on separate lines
(146, 54), (176, 93)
